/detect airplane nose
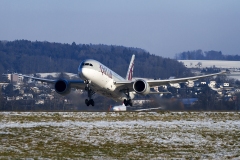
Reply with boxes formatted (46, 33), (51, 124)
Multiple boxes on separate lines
(78, 67), (84, 79)
(79, 68), (88, 79)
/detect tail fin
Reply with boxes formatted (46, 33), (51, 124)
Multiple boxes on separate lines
(126, 54), (135, 81)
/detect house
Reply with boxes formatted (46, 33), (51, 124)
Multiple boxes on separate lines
(11, 74), (19, 84)
(208, 81), (216, 88)
(19, 89), (24, 94)
(201, 82), (207, 85)
(13, 85), (21, 91)
(35, 100), (44, 105)
(235, 89), (240, 93)
(0, 83), (9, 88)
(217, 91), (223, 95)
(18, 74), (24, 82)
(186, 81), (194, 87)
(38, 94), (54, 100)
(153, 86), (159, 92)
(23, 94), (33, 100)
(169, 83), (180, 88)
(2, 74), (10, 80)
(31, 87), (40, 93)
(7, 96), (15, 101)
(223, 83), (230, 87)
(15, 96), (23, 100)
(168, 77), (180, 88)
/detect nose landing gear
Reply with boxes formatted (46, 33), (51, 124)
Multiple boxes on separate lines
(84, 80), (95, 106)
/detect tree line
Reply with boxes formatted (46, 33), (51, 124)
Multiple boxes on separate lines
(0, 40), (191, 80)
(175, 49), (240, 60)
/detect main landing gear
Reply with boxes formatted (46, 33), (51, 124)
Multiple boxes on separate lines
(123, 99), (132, 106)
(85, 99), (94, 106)
(84, 80), (95, 106)
(123, 89), (132, 106)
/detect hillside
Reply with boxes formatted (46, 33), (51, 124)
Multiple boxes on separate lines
(0, 40), (191, 80)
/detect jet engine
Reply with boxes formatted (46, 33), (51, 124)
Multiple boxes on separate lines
(133, 79), (150, 95)
(54, 79), (71, 95)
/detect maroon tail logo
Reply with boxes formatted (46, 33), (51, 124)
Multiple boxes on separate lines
(128, 62), (134, 80)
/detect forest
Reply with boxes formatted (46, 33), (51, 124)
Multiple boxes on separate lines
(175, 49), (240, 60)
(0, 40), (191, 80)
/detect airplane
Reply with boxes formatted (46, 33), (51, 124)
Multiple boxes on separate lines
(23, 54), (226, 106)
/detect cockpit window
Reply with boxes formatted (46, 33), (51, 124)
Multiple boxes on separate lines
(82, 62), (93, 67)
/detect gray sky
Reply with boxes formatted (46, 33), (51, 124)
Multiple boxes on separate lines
(1, 0), (240, 58)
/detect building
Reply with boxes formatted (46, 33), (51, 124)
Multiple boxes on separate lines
(2, 73), (22, 83)
(2, 74), (11, 81)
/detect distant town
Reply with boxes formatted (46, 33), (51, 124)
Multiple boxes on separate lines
(1, 41), (240, 111)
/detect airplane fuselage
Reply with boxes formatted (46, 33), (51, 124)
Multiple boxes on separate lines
(78, 59), (134, 102)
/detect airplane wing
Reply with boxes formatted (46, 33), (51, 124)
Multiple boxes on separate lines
(23, 75), (56, 83)
(23, 75), (85, 90)
(115, 71), (226, 91)
(147, 71), (226, 87)
(68, 80), (85, 90)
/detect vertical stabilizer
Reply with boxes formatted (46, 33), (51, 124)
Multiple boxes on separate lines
(126, 54), (135, 81)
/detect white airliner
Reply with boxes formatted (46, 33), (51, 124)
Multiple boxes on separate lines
(24, 54), (225, 106)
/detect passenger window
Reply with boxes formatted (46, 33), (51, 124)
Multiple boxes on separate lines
(85, 63), (89, 65)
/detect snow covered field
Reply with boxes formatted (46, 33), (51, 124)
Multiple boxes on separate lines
(0, 112), (240, 159)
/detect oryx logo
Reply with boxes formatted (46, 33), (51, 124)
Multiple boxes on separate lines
(126, 54), (135, 81)
(127, 62), (134, 80)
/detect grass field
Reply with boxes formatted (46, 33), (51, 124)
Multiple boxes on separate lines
(0, 112), (240, 159)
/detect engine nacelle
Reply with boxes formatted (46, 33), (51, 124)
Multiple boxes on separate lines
(133, 79), (150, 95)
(54, 79), (71, 95)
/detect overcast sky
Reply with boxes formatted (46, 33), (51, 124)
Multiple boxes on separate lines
(1, 0), (240, 58)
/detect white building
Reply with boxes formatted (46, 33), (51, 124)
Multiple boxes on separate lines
(223, 83), (230, 87)
(2, 73), (22, 83)
(208, 81), (216, 88)
(201, 82), (207, 85)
